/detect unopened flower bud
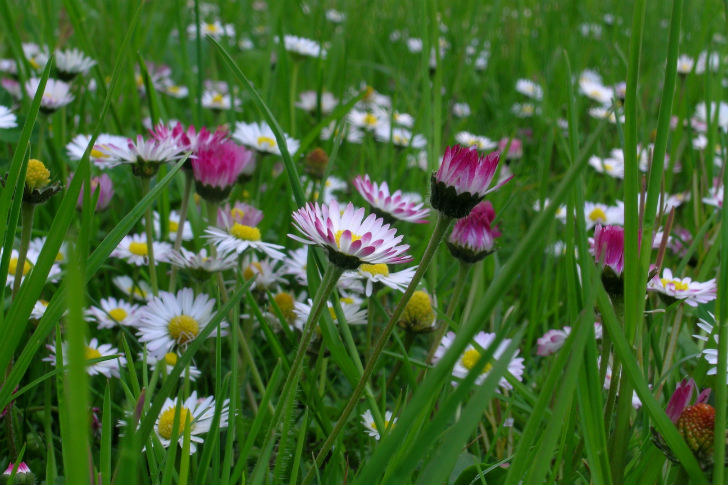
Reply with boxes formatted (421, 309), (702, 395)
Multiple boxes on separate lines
(305, 148), (329, 180)
(398, 290), (436, 332)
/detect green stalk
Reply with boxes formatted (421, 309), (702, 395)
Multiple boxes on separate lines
(168, 169), (193, 292)
(305, 212), (451, 481)
(12, 204), (34, 298)
(140, 178), (158, 296)
(426, 260), (469, 363)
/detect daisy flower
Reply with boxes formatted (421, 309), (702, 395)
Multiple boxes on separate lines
(591, 224), (625, 276)
(588, 153), (625, 179)
(242, 256), (286, 291)
(201, 90), (240, 111)
(353, 174), (430, 224)
(325, 8), (345, 22)
(166, 248), (238, 278)
(106, 135), (183, 177)
(113, 275), (152, 301)
(277, 35), (327, 58)
(136, 288), (226, 357)
(584, 201), (623, 228)
(155, 210), (193, 242)
(87, 297), (141, 329)
(431, 145), (511, 219)
(511, 102), (540, 118)
(293, 297), (367, 330)
(579, 79), (612, 104)
(186, 20), (235, 40)
(232, 121), (300, 155)
(703, 184), (724, 208)
(144, 352), (201, 381)
(0, 105), (17, 129)
(537, 327), (571, 356)
(346, 263), (417, 297)
(452, 102), (471, 118)
(53, 48), (96, 80)
(282, 246), (309, 285)
(447, 200), (501, 263)
(589, 106), (625, 124)
(454, 132), (497, 151)
(153, 391), (229, 454)
(217, 201), (263, 228)
(647, 268), (716, 307)
(515, 79), (543, 100)
(398, 290), (436, 332)
(356, 84), (391, 109)
(348, 108), (387, 131)
(433, 331), (525, 389)
(73, 173), (114, 211)
(66, 133), (131, 168)
(320, 120), (364, 144)
(192, 139), (252, 201)
(497, 137), (523, 159)
(289, 199), (412, 270)
(44, 338), (126, 378)
(25, 77), (74, 112)
(296, 90), (338, 114)
(694, 313), (728, 383)
(28, 237), (68, 265)
(374, 126), (427, 149)
(204, 220), (286, 261)
(111, 234), (172, 266)
(361, 409), (396, 440)
(2, 248), (61, 288)
(31, 299), (50, 320)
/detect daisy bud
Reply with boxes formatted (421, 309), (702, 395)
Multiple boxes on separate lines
(22, 159), (61, 204)
(304, 147), (329, 180)
(74, 173), (114, 211)
(446, 201), (501, 263)
(192, 139), (252, 202)
(397, 290), (436, 332)
(430, 145), (511, 219)
(497, 137), (523, 160)
(591, 224), (625, 297)
(271, 291), (297, 326)
(1, 462), (36, 485)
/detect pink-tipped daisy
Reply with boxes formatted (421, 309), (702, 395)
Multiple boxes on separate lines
(647, 268), (717, 307)
(446, 200), (501, 263)
(192, 139), (252, 202)
(217, 201), (264, 228)
(205, 212), (285, 260)
(591, 225), (625, 276)
(288, 199), (412, 270)
(106, 135), (183, 177)
(353, 174), (430, 224)
(430, 145), (511, 218)
(25, 77), (74, 112)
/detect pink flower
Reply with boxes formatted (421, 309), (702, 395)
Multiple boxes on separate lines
(3, 461), (32, 475)
(353, 174), (429, 223)
(431, 145), (512, 218)
(192, 140), (253, 201)
(73, 173), (113, 211)
(591, 224), (625, 276)
(151, 122), (228, 154)
(217, 202), (263, 228)
(447, 201), (501, 262)
(537, 327), (571, 356)
(498, 137), (523, 159)
(665, 378), (711, 423)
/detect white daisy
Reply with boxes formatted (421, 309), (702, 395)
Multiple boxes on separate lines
(361, 409), (396, 440)
(144, 351), (201, 381)
(452, 102), (471, 118)
(136, 288), (226, 357)
(392, 111), (414, 127)
(346, 263), (417, 297)
(241, 257), (286, 291)
(44, 338), (126, 378)
(204, 221), (286, 260)
(232, 121), (300, 155)
(374, 126), (426, 149)
(277, 35), (327, 58)
(31, 299), (50, 320)
(325, 9), (345, 23)
(186, 20), (235, 40)
(347, 108), (387, 131)
(406, 37), (423, 53)
(433, 331), (525, 390)
(454, 131), (497, 151)
(161, 81), (189, 99)
(320, 121), (364, 144)
(515, 79), (543, 100)
(88, 297), (141, 329)
(113, 275), (152, 301)
(105, 135), (183, 175)
(296, 91), (338, 114)
(154, 210), (193, 242)
(53, 48), (96, 79)
(166, 248), (238, 276)
(2, 248), (61, 288)
(647, 268), (716, 307)
(201, 90), (240, 111)
(153, 391), (229, 454)
(511, 102), (540, 118)
(579, 79), (613, 104)
(66, 133), (131, 169)
(28, 237), (69, 265)
(281, 246), (309, 285)
(588, 154), (625, 179)
(293, 297), (367, 330)
(0, 105), (17, 129)
(110, 234), (172, 266)
(584, 201), (624, 229)
(25, 78), (74, 111)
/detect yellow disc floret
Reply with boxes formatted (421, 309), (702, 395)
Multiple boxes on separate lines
(257, 136), (276, 149)
(588, 208), (607, 222)
(334, 230), (361, 248)
(85, 346), (102, 360)
(460, 348), (493, 374)
(243, 261), (263, 281)
(230, 224), (261, 241)
(8, 257), (32, 276)
(164, 352), (178, 366)
(26, 159), (51, 190)
(360, 263), (389, 277)
(157, 406), (192, 440)
(168, 315), (200, 344)
(272, 292), (296, 323)
(661, 278), (689, 291)
(128, 242), (148, 256)
(108, 308), (128, 322)
(399, 290), (435, 331)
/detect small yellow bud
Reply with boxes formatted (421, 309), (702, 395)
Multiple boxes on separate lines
(25, 159), (51, 190)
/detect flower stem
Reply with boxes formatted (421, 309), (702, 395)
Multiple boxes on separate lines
(304, 212), (452, 482)
(12, 203), (35, 298)
(168, 171), (194, 292)
(140, 178), (158, 296)
(425, 260), (470, 363)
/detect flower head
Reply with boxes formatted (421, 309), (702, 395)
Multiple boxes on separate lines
(233, 121), (299, 155)
(107, 135), (183, 177)
(72, 173), (113, 211)
(0, 105), (17, 129)
(348, 263), (417, 297)
(192, 139), (252, 201)
(2, 461), (35, 485)
(361, 409), (396, 440)
(88, 297), (141, 329)
(25, 77), (74, 112)
(166, 248), (237, 280)
(446, 201), (501, 263)
(397, 290), (436, 332)
(278, 35), (327, 58)
(44, 338), (126, 378)
(431, 145), (511, 219)
(111, 234), (172, 266)
(353, 174), (429, 224)
(153, 391), (229, 454)
(53, 48), (96, 80)
(647, 268), (716, 307)
(289, 199), (412, 270)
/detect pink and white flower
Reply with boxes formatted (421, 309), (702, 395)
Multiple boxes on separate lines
(591, 225), (625, 276)
(647, 268), (716, 307)
(192, 139), (252, 201)
(25, 77), (74, 111)
(447, 201), (500, 261)
(353, 174), (429, 223)
(289, 199), (412, 269)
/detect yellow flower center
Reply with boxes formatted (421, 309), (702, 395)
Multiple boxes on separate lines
(588, 207), (607, 222)
(243, 261), (263, 281)
(661, 278), (689, 291)
(360, 263), (389, 276)
(364, 85), (374, 100)
(334, 230), (361, 248)
(167, 85), (181, 94)
(29, 58), (40, 70)
(169, 220), (179, 233)
(371, 419), (394, 431)
(400, 290), (434, 328)
(167, 315), (200, 345)
(393, 134), (409, 145)
(230, 208), (245, 221)
(157, 406), (192, 440)
(212, 93), (224, 104)
(26, 159), (51, 190)
(164, 352), (178, 366)
(230, 223), (261, 241)
(205, 23), (219, 32)
(8, 257), (32, 276)
(108, 308), (128, 322)
(90, 148), (109, 159)
(272, 292), (296, 322)
(604, 163), (614, 172)
(85, 346), (102, 360)
(128, 241), (148, 256)
(460, 348), (493, 374)
(256, 136), (276, 149)
(363, 113), (378, 127)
